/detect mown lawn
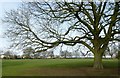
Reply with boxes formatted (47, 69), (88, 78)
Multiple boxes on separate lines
(2, 59), (119, 76)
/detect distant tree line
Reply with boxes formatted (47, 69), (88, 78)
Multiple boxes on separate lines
(0, 45), (119, 59)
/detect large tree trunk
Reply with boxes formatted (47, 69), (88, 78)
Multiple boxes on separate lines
(93, 52), (103, 69)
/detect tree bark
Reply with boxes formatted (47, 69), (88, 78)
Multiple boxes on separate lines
(93, 52), (103, 69)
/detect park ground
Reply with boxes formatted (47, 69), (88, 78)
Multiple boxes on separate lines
(1, 59), (119, 76)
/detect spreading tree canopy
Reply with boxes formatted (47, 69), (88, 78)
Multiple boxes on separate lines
(3, 0), (120, 69)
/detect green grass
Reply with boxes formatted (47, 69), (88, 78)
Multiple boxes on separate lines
(2, 59), (119, 76)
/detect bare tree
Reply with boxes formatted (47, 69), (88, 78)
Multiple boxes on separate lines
(60, 50), (72, 58)
(23, 47), (35, 59)
(72, 50), (80, 58)
(4, 50), (12, 59)
(105, 42), (119, 58)
(3, 1), (120, 69)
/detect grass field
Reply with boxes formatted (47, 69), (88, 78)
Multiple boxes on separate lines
(2, 59), (119, 76)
